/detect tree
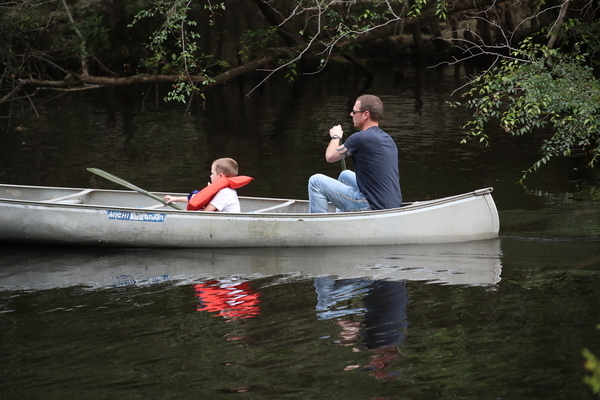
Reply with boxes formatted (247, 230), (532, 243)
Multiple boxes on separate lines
(1, 0), (599, 180)
(0, 0), (502, 106)
(456, 1), (600, 181)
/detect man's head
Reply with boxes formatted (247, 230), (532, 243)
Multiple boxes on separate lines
(210, 158), (238, 182)
(351, 95), (383, 130)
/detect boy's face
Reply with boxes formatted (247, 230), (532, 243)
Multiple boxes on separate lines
(210, 163), (222, 183)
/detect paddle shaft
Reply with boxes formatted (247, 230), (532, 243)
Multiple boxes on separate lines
(340, 137), (347, 170)
(87, 168), (184, 210)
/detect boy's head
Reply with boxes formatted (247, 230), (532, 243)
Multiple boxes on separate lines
(211, 158), (238, 181)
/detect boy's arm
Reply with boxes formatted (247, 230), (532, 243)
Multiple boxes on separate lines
(201, 203), (218, 212)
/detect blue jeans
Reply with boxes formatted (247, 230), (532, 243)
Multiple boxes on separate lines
(308, 170), (372, 213)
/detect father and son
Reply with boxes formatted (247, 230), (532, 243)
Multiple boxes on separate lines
(163, 94), (402, 213)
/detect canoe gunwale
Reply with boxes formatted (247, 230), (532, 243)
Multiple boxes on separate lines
(0, 184), (494, 218)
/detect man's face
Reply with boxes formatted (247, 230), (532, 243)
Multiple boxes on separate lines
(351, 100), (365, 130)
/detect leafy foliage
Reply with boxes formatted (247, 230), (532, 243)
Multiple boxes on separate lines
(56, 15), (108, 58)
(409, 0), (448, 19)
(238, 27), (279, 57)
(583, 326), (600, 397)
(459, 38), (600, 181)
(128, 0), (213, 101)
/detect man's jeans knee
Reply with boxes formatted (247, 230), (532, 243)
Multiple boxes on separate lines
(308, 171), (371, 213)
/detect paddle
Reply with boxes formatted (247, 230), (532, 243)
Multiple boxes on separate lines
(340, 157), (347, 171)
(87, 168), (185, 210)
(340, 137), (347, 171)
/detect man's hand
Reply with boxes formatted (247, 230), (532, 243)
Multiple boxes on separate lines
(330, 125), (343, 139)
(325, 124), (351, 163)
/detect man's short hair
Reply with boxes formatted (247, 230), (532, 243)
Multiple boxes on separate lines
(213, 158), (238, 177)
(357, 95), (383, 121)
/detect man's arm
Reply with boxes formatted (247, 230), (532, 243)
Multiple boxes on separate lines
(325, 124), (352, 163)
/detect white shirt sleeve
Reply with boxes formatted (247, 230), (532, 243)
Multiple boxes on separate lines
(209, 188), (240, 212)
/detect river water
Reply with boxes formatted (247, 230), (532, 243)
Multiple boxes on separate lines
(1, 62), (600, 399)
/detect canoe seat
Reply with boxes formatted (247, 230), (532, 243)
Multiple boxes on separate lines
(252, 200), (295, 213)
(42, 189), (93, 204)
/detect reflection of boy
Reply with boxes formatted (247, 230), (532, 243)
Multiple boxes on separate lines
(194, 279), (261, 320)
(163, 157), (252, 212)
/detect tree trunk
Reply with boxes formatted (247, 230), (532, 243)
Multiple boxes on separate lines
(429, 17), (442, 38)
(546, 0), (569, 50)
(219, 0), (240, 68)
(412, 22), (423, 57)
(60, 0), (89, 76)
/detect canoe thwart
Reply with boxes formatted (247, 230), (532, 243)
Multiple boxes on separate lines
(252, 200), (296, 213)
(42, 189), (94, 204)
(141, 203), (171, 210)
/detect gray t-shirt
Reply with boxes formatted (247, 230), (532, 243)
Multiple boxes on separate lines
(344, 126), (402, 209)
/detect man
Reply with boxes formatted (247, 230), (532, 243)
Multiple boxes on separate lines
(308, 94), (402, 213)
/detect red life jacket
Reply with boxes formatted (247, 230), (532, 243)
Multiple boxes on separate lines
(187, 176), (253, 211)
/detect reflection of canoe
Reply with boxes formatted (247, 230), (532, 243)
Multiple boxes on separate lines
(0, 239), (502, 290)
(0, 184), (499, 247)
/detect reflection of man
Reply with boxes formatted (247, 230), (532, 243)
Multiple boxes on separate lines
(362, 280), (409, 349)
(315, 277), (370, 320)
(194, 279), (260, 320)
(314, 277), (409, 378)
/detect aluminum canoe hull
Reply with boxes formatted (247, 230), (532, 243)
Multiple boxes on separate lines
(0, 184), (500, 248)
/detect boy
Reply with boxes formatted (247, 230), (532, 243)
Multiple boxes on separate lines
(164, 158), (252, 212)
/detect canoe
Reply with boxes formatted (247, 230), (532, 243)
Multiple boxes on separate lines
(0, 239), (502, 290)
(0, 183), (499, 248)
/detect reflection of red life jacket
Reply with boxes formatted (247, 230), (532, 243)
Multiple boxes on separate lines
(194, 280), (260, 319)
(187, 176), (253, 211)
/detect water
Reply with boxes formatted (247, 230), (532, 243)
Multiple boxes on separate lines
(1, 61), (600, 399)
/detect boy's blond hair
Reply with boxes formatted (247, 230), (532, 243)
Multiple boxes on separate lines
(213, 158), (238, 177)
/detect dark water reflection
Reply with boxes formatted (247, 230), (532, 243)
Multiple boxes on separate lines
(1, 240), (599, 399)
(1, 62), (600, 399)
